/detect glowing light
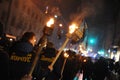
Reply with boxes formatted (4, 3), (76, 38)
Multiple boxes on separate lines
(88, 37), (96, 45)
(59, 24), (62, 27)
(54, 15), (58, 18)
(46, 18), (54, 27)
(108, 49), (111, 53)
(45, 6), (48, 14)
(90, 39), (94, 43)
(105, 54), (108, 57)
(87, 48), (93, 52)
(79, 45), (88, 55)
(68, 23), (78, 34)
(9, 38), (13, 41)
(98, 50), (104, 55)
(64, 52), (69, 58)
(83, 59), (87, 62)
(93, 54), (97, 58)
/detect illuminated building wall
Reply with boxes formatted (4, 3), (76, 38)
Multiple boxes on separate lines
(0, 0), (9, 25)
(0, 0), (47, 41)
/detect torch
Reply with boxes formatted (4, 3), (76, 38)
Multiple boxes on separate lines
(28, 18), (54, 76)
(48, 23), (78, 71)
(59, 52), (69, 80)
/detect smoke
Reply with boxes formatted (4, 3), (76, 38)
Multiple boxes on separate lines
(70, 0), (104, 25)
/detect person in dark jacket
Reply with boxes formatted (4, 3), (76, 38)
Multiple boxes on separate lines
(82, 57), (94, 80)
(0, 46), (9, 80)
(9, 32), (36, 80)
(33, 41), (61, 80)
(93, 57), (108, 80)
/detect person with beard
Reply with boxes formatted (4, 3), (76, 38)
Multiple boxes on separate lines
(9, 32), (36, 80)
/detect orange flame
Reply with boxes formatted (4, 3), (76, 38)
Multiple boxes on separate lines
(69, 23), (78, 34)
(46, 18), (54, 27)
(64, 52), (69, 58)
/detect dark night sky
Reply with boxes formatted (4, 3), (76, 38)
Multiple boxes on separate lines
(33, 0), (120, 23)
(60, 0), (120, 23)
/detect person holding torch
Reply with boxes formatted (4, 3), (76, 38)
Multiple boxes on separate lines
(31, 18), (62, 80)
(35, 23), (78, 80)
(48, 23), (78, 71)
(9, 32), (36, 80)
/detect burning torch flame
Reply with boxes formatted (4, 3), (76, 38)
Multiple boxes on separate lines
(46, 18), (54, 27)
(69, 23), (78, 34)
(64, 52), (69, 58)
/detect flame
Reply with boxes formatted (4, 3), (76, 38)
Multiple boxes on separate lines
(46, 18), (54, 27)
(69, 23), (78, 34)
(64, 52), (69, 58)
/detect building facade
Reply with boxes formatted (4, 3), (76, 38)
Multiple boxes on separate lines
(0, 0), (48, 41)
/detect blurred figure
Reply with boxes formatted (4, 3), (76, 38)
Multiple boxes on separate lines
(82, 57), (94, 80)
(33, 41), (61, 80)
(62, 50), (81, 80)
(114, 61), (120, 80)
(0, 22), (9, 80)
(9, 32), (36, 80)
(0, 22), (11, 52)
(93, 57), (108, 80)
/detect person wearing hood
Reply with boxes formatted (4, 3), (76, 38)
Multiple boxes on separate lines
(9, 32), (36, 80)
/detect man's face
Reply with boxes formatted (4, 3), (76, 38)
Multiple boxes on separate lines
(30, 36), (36, 46)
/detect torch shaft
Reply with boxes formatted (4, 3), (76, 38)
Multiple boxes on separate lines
(28, 35), (47, 76)
(28, 45), (43, 76)
(50, 38), (69, 67)
(59, 58), (67, 80)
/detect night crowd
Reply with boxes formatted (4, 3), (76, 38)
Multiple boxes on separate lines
(0, 22), (120, 80)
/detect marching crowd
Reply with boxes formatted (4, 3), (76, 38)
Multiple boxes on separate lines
(0, 21), (120, 80)
(0, 22), (63, 80)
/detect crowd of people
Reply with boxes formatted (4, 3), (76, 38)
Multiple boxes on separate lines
(0, 22), (63, 80)
(0, 21), (120, 80)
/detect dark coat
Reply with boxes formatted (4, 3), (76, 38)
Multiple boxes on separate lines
(33, 47), (61, 80)
(0, 45), (9, 80)
(9, 41), (34, 80)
